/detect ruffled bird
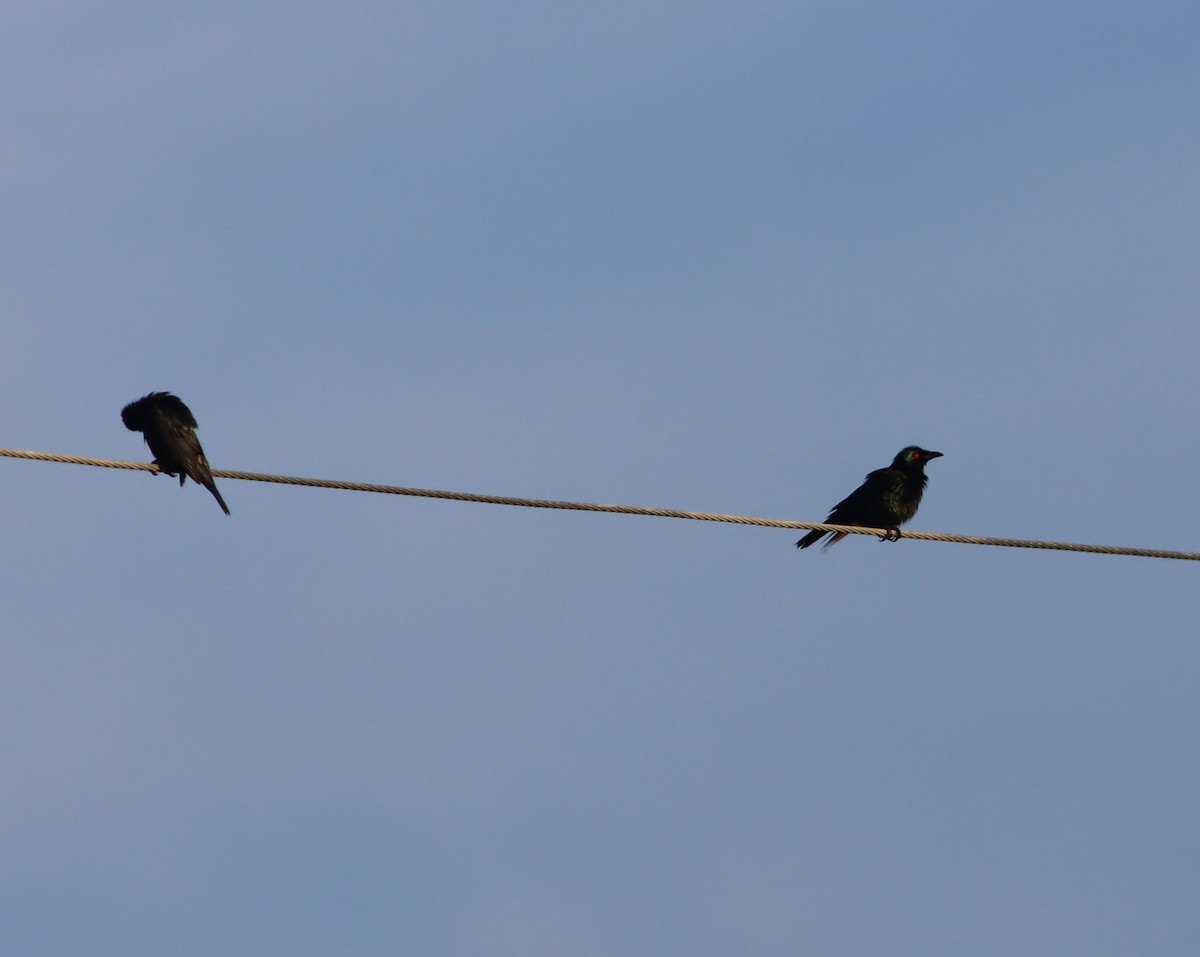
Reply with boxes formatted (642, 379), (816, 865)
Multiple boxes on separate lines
(797, 446), (941, 550)
(121, 391), (230, 515)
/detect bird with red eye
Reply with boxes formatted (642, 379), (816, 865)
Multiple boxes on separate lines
(797, 446), (942, 550)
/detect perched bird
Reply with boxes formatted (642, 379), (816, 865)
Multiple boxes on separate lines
(796, 446), (941, 550)
(121, 391), (230, 515)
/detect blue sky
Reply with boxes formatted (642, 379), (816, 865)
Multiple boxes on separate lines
(3, 3), (1199, 954)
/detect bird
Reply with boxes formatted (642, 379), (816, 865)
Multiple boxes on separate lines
(796, 446), (942, 550)
(121, 391), (231, 515)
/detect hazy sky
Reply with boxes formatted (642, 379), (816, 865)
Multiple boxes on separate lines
(3, 3), (1199, 955)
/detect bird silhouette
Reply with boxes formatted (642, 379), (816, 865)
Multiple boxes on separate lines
(121, 391), (230, 515)
(797, 446), (941, 550)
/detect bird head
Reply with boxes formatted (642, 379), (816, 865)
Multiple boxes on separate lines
(121, 392), (199, 432)
(893, 446), (942, 470)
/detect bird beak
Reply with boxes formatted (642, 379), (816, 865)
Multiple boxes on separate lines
(925, 450), (944, 460)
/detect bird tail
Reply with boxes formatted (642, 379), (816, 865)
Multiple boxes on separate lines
(796, 529), (826, 549)
(204, 480), (231, 516)
(187, 460), (231, 515)
(796, 529), (847, 550)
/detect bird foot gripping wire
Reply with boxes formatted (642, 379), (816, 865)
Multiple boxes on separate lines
(878, 528), (902, 542)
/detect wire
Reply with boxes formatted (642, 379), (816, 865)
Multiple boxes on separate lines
(2, 446), (1196, 562)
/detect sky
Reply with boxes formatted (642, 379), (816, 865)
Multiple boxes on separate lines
(3, 2), (1199, 954)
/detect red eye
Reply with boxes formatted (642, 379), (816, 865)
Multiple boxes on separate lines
(912, 451), (921, 459)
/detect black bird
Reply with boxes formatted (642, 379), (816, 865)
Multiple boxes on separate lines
(796, 446), (941, 550)
(121, 391), (231, 515)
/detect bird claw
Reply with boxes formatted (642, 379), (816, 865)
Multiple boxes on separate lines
(878, 528), (902, 542)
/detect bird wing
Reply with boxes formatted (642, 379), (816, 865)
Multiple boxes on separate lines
(149, 392), (199, 429)
(153, 411), (231, 515)
(160, 418), (213, 484)
(135, 401), (206, 483)
(825, 467), (901, 528)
